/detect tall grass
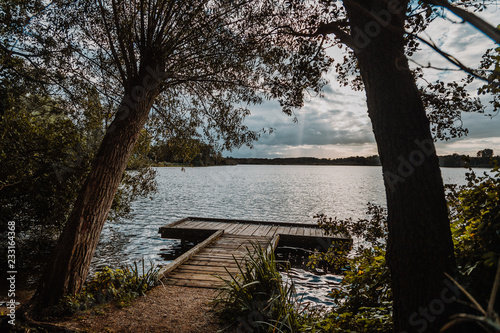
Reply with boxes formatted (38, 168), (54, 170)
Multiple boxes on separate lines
(441, 262), (500, 332)
(214, 242), (319, 332)
(56, 259), (161, 315)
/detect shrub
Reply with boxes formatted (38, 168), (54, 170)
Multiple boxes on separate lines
(311, 204), (393, 332)
(447, 164), (500, 304)
(55, 260), (160, 316)
(214, 242), (319, 332)
(314, 165), (500, 332)
(0, 96), (157, 287)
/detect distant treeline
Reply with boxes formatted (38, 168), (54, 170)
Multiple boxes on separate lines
(227, 155), (381, 166)
(438, 154), (499, 168)
(149, 141), (499, 168)
(226, 153), (499, 168)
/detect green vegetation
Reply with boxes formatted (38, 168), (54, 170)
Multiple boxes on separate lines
(149, 138), (234, 167)
(216, 165), (500, 332)
(0, 90), (157, 287)
(0, 96), (92, 280)
(439, 150), (500, 168)
(229, 156), (382, 166)
(314, 166), (500, 332)
(214, 242), (320, 332)
(55, 260), (160, 316)
(441, 269), (500, 332)
(447, 165), (500, 303)
(2, 0), (498, 327)
(214, 220), (391, 332)
(310, 205), (392, 333)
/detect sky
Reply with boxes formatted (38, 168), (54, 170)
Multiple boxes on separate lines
(227, 6), (500, 159)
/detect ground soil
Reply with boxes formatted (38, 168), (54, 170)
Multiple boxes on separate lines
(63, 285), (237, 333)
(2, 286), (237, 333)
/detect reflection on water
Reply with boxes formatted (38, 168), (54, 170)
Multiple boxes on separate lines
(91, 232), (199, 276)
(91, 226), (131, 274)
(276, 246), (337, 274)
(158, 240), (200, 261)
(92, 165), (388, 273)
(285, 269), (342, 309)
(90, 165), (471, 305)
(91, 236), (198, 276)
(276, 246), (342, 309)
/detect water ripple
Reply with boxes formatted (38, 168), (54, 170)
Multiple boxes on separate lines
(90, 165), (470, 306)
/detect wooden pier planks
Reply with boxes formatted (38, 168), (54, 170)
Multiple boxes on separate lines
(162, 234), (271, 288)
(158, 217), (351, 289)
(159, 217), (349, 240)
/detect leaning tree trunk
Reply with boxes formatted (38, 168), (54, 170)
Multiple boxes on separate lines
(345, 1), (456, 332)
(28, 76), (160, 315)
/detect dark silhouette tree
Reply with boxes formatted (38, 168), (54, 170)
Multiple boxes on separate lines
(4, 0), (498, 329)
(278, 0), (499, 331)
(4, 0), (330, 316)
(477, 148), (494, 158)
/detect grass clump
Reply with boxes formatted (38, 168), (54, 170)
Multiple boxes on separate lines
(214, 242), (319, 332)
(55, 259), (160, 316)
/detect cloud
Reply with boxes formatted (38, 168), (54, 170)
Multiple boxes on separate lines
(411, 10), (497, 74)
(228, 143), (379, 159)
(231, 6), (500, 159)
(243, 83), (373, 149)
(436, 137), (500, 156)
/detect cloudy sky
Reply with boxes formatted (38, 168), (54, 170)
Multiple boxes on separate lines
(227, 6), (500, 159)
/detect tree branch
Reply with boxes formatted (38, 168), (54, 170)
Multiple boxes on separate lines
(412, 33), (497, 85)
(98, 0), (127, 83)
(111, 0), (134, 79)
(279, 20), (355, 50)
(422, 0), (500, 45)
(409, 58), (496, 76)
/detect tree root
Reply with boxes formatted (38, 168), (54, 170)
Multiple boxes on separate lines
(16, 302), (83, 333)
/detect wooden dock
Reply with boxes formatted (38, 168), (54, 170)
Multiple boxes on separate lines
(158, 217), (350, 288)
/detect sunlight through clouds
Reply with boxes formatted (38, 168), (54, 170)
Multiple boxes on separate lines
(228, 6), (500, 159)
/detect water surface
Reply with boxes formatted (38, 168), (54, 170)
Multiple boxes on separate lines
(91, 165), (473, 306)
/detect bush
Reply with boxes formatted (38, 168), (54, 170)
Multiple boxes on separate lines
(314, 165), (500, 332)
(311, 204), (393, 332)
(214, 242), (319, 332)
(0, 93), (157, 288)
(55, 260), (160, 316)
(447, 164), (500, 304)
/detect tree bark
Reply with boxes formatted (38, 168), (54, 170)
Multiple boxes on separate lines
(345, 0), (456, 331)
(28, 76), (160, 314)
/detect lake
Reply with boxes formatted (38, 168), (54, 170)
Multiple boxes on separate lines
(90, 165), (474, 307)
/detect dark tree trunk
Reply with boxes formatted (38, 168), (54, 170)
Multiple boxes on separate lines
(28, 76), (160, 315)
(345, 1), (456, 331)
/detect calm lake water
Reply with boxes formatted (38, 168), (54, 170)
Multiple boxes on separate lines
(91, 165), (474, 306)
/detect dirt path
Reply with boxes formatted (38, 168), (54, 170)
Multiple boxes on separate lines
(59, 285), (236, 333)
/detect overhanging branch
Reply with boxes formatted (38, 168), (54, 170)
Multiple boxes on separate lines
(279, 20), (355, 50)
(412, 33), (497, 85)
(422, 0), (500, 45)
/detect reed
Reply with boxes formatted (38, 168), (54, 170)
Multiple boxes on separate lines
(214, 242), (318, 332)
